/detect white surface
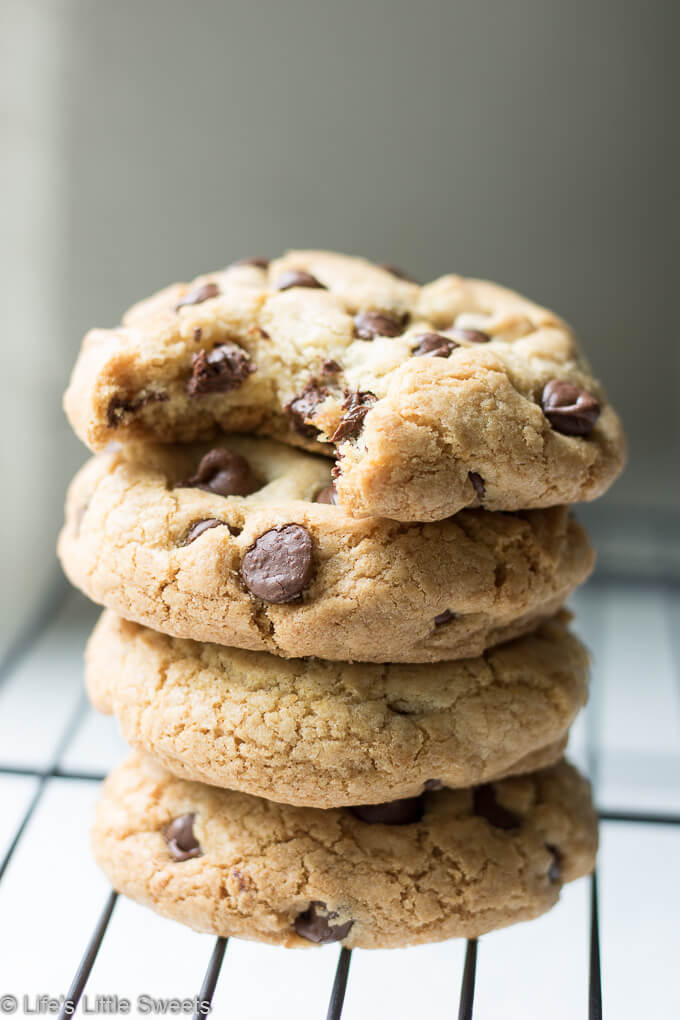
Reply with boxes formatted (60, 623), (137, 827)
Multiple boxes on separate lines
(571, 582), (680, 813)
(0, 582), (678, 1018)
(599, 822), (680, 1018)
(0, 595), (96, 769)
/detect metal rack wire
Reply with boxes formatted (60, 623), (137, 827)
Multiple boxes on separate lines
(0, 568), (678, 1020)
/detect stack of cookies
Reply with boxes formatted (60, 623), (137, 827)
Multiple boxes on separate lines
(59, 251), (625, 949)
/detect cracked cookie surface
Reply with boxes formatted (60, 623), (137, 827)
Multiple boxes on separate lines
(87, 611), (588, 807)
(58, 436), (594, 662)
(64, 250), (625, 522)
(92, 752), (597, 949)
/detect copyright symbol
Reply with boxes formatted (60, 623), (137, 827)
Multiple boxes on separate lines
(0, 996), (17, 1014)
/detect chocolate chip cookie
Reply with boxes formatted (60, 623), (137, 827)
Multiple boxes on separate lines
(92, 752), (597, 948)
(63, 250), (625, 522)
(58, 436), (594, 662)
(86, 610), (588, 807)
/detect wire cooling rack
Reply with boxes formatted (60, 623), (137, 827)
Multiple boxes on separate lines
(0, 553), (679, 1019)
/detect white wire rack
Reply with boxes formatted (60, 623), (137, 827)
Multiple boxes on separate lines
(0, 545), (679, 1019)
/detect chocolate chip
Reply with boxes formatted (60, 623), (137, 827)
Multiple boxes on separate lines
(186, 342), (255, 396)
(330, 391), (377, 442)
(193, 327), (203, 342)
(411, 332), (459, 358)
(106, 391), (168, 428)
(434, 609), (456, 627)
(473, 784), (521, 830)
(353, 310), (408, 340)
(546, 844), (562, 883)
(240, 524), (314, 603)
(315, 485), (338, 505)
(179, 448), (261, 497)
(321, 358), (342, 376)
(379, 263), (418, 283)
(294, 902), (353, 944)
(424, 779), (443, 791)
(275, 270), (326, 291)
(468, 471), (485, 500)
(447, 327), (490, 344)
(183, 518), (225, 545)
(175, 282), (220, 311)
(230, 256), (269, 269)
(107, 396), (131, 428)
(285, 382), (329, 439)
(164, 814), (202, 861)
(350, 795), (424, 825)
(541, 379), (601, 436)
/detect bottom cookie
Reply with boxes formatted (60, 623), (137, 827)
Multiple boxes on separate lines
(92, 753), (597, 949)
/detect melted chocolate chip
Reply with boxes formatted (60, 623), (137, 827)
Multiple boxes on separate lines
(541, 380), (601, 436)
(240, 524), (314, 603)
(424, 779), (443, 791)
(379, 263), (418, 283)
(468, 471), (485, 500)
(315, 485), (338, 505)
(175, 282), (220, 311)
(275, 270), (326, 291)
(330, 391), (377, 442)
(350, 795), (424, 825)
(411, 332), (459, 358)
(230, 256), (269, 269)
(434, 609), (457, 627)
(547, 844), (562, 883)
(294, 902), (353, 944)
(106, 391), (168, 428)
(353, 310), (408, 340)
(164, 814), (202, 861)
(473, 784), (521, 830)
(179, 448), (261, 497)
(321, 359), (342, 376)
(186, 343), (255, 396)
(447, 327), (490, 344)
(285, 382), (329, 439)
(183, 518), (226, 545)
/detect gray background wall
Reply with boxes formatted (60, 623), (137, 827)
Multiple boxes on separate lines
(1, 0), (677, 644)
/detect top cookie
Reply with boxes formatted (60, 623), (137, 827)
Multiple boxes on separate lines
(64, 251), (626, 522)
